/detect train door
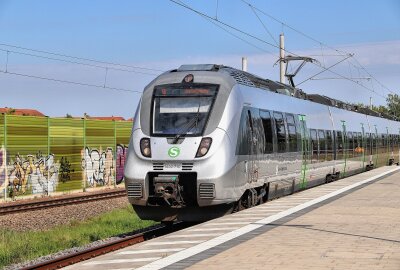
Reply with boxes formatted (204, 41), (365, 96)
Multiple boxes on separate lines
(247, 110), (260, 183)
(341, 121), (348, 177)
(298, 115), (310, 189)
(385, 128), (390, 165)
(398, 132), (400, 165)
(373, 126), (379, 167)
(360, 125), (366, 169)
(259, 110), (276, 180)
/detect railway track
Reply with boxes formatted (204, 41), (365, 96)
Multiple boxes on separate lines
(20, 222), (192, 270)
(0, 189), (127, 215)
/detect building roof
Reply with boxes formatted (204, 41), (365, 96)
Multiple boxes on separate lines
(0, 107), (45, 117)
(87, 116), (126, 121)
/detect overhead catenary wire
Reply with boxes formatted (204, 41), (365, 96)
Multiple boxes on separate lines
(352, 57), (397, 97)
(0, 69), (143, 94)
(0, 48), (160, 76)
(239, 0), (349, 57)
(297, 54), (353, 86)
(0, 43), (165, 72)
(248, 5), (279, 47)
(239, 0), (397, 97)
(169, 0), (386, 100)
(202, 12), (274, 54)
(174, 0), (273, 54)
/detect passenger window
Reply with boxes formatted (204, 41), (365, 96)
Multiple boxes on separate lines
(310, 129), (318, 163)
(366, 133), (371, 155)
(260, 110), (274, 154)
(383, 134), (387, 148)
(326, 130), (334, 161)
(336, 131), (344, 160)
(372, 133), (376, 151)
(390, 134), (395, 151)
(318, 130), (326, 161)
(347, 132), (353, 158)
(285, 113), (298, 152)
(353, 132), (361, 156)
(273, 112), (286, 153)
(235, 108), (251, 155)
(358, 132), (363, 150)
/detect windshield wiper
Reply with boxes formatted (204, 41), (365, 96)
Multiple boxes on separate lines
(172, 102), (201, 144)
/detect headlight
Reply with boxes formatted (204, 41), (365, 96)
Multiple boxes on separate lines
(196, 137), (212, 158)
(140, 138), (151, 158)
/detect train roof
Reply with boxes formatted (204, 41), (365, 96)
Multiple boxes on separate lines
(172, 64), (399, 122)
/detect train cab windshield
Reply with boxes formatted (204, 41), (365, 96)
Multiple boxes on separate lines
(152, 84), (218, 136)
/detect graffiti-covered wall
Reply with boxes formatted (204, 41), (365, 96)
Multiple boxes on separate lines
(0, 115), (132, 199)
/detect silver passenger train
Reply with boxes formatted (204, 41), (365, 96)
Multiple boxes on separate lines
(124, 64), (400, 222)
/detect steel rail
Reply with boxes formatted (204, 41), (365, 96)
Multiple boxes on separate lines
(20, 222), (191, 270)
(0, 189), (127, 215)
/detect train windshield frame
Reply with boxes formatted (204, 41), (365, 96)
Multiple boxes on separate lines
(151, 83), (219, 137)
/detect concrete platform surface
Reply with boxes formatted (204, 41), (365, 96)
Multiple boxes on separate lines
(65, 166), (400, 270)
(188, 170), (400, 270)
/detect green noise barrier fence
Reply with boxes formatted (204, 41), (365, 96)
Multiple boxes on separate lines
(0, 115), (132, 200)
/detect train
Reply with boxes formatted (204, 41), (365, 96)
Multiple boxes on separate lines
(124, 64), (400, 222)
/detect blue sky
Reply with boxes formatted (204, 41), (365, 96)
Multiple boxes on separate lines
(0, 0), (399, 118)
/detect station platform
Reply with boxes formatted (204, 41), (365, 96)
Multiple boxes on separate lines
(66, 166), (400, 270)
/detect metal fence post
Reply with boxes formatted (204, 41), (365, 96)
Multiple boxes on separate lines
(113, 120), (117, 188)
(47, 116), (50, 196)
(3, 114), (7, 201)
(83, 117), (86, 192)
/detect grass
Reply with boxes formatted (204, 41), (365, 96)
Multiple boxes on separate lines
(0, 205), (157, 268)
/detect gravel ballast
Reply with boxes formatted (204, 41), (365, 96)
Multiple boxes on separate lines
(0, 196), (130, 231)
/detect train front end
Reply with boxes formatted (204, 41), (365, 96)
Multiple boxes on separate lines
(124, 66), (238, 221)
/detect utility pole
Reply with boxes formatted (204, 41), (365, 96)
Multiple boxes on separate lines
(242, 57), (248, 72)
(279, 33), (285, 84)
(369, 97), (373, 110)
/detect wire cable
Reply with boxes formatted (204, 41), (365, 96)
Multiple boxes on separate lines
(0, 43), (165, 72)
(0, 48), (160, 76)
(240, 0), (397, 97)
(248, 5), (279, 47)
(169, 0), (385, 99)
(0, 69), (143, 94)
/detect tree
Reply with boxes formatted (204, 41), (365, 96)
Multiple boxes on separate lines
(65, 113), (73, 118)
(386, 94), (400, 118)
(371, 104), (389, 115)
(6, 108), (15, 115)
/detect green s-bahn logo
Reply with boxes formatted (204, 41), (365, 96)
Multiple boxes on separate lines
(168, 147), (180, 158)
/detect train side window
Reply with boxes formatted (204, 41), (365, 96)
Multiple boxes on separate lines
(336, 131), (344, 160)
(347, 132), (353, 158)
(353, 132), (359, 156)
(310, 129), (318, 162)
(382, 134), (386, 148)
(358, 132), (363, 150)
(372, 133), (376, 150)
(273, 112), (287, 153)
(326, 130), (334, 161)
(285, 113), (298, 152)
(318, 130), (326, 161)
(390, 134), (395, 151)
(260, 110), (274, 154)
(365, 132), (371, 155)
(236, 108), (251, 155)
